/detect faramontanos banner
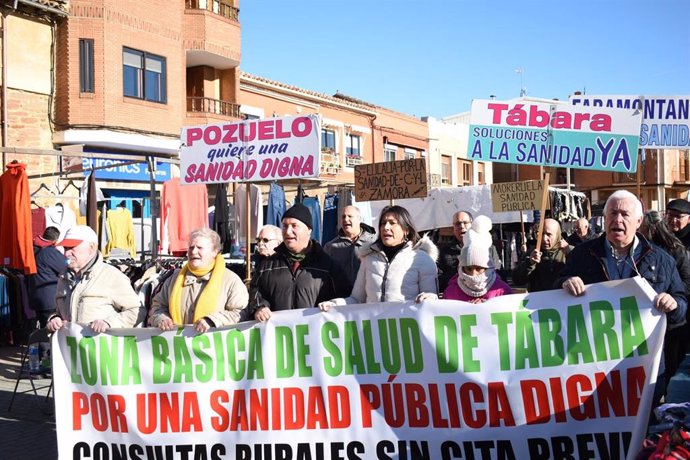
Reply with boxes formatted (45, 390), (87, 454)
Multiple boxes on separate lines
(53, 277), (663, 460)
(179, 114), (321, 185)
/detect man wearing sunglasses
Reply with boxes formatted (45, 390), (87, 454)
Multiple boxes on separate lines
(666, 198), (690, 249)
(255, 225), (282, 257)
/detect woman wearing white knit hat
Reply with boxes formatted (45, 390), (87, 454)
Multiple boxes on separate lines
(443, 215), (512, 303)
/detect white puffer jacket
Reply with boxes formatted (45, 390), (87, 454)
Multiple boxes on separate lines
(332, 235), (439, 305)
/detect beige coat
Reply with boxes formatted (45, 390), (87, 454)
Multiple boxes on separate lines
(149, 268), (248, 327)
(55, 254), (144, 327)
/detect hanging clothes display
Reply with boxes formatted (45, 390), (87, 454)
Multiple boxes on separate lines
(106, 206), (137, 258)
(45, 202), (77, 240)
(82, 172), (105, 232)
(213, 184), (232, 253)
(31, 206), (46, 239)
(302, 196), (322, 243)
(266, 182), (286, 228)
(0, 162), (36, 274)
(234, 184), (263, 246)
(322, 194), (339, 244)
(160, 178), (208, 254)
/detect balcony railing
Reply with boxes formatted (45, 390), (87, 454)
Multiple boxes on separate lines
(427, 173), (442, 187)
(345, 155), (363, 167)
(320, 151), (341, 175)
(186, 0), (239, 21)
(187, 97), (241, 118)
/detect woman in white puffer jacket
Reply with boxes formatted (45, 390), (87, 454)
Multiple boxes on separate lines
(319, 205), (438, 309)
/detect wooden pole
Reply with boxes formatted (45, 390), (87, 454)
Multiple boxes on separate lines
(245, 183), (252, 282)
(534, 173), (551, 252)
(519, 210), (526, 252)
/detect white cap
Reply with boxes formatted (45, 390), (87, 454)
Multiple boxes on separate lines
(59, 225), (98, 248)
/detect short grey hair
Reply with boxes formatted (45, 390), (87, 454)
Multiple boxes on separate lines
(188, 228), (222, 252)
(257, 224), (282, 242)
(604, 190), (643, 218)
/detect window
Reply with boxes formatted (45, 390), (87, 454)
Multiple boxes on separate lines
(346, 134), (361, 156)
(442, 155), (451, 184)
(404, 148), (416, 160)
(79, 39), (94, 93)
(123, 48), (167, 103)
(384, 146), (396, 162)
(321, 129), (336, 151)
(457, 159), (472, 186)
(477, 162), (486, 185)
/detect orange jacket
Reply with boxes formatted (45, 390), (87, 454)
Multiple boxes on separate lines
(0, 162), (36, 274)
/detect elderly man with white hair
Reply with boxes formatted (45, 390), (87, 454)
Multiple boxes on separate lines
(47, 225), (144, 333)
(556, 190), (687, 409)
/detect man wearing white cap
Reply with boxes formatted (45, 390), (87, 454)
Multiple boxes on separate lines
(46, 225), (144, 333)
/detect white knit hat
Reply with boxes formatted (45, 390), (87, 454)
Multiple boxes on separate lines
(459, 215), (494, 269)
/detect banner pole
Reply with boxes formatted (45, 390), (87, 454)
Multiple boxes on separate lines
(534, 173), (550, 253)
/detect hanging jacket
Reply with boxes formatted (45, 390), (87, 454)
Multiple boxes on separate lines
(0, 162), (36, 274)
(330, 235), (439, 305)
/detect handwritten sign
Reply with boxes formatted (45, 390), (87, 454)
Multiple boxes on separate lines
(491, 179), (547, 212)
(354, 158), (427, 201)
(179, 114), (320, 184)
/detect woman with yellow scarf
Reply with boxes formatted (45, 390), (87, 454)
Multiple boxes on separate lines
(150, 228), (248, 333)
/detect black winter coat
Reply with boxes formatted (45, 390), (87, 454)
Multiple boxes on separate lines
(248, 240), (352, 315)
(28, 244), (65, 312)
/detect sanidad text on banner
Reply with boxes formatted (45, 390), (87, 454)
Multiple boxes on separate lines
(570, 95), (690, 148)
(53, 277), (662, 460)
(180, 114), (321, 184)
(468, 99), (643, 173)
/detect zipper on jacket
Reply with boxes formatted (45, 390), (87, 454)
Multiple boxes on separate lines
(380, 259), (391, 302)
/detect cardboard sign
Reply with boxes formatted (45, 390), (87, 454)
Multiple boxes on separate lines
(491, 179), (547, 212)
(354, 158), (427, 201)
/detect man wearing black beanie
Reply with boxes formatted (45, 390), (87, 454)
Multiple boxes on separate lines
(249, 203), (351, 321)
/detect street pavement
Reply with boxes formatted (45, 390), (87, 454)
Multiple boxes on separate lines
(0, 345), (57, 460)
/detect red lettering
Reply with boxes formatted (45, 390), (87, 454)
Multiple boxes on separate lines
(210, 390), (229, 431)
(521, 379), (550, 424)
(460, 383), (486, 429)
(487, 382), (515, 427)
(72, 392), (89, 430)
(203, 126), (222, 145)
(186, 128), (202, 146)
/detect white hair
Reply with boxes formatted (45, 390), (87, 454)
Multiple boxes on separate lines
(257, 224), (282, 241)
(604, 190), (643, 218)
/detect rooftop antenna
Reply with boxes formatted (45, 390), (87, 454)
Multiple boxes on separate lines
(515, 67), (527, 97)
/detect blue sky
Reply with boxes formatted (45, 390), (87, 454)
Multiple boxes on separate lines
(240, 0), (690, 119)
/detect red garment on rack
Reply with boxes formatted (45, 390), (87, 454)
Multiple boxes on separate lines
(0, 162), (37, 274)
(160, 178), (208, 254)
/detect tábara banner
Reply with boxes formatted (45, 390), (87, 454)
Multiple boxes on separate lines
(53, 277), (663, 460)
(179, 114), (321, 185)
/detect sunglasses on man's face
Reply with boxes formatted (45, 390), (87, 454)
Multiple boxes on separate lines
(256, 237), (276, 244)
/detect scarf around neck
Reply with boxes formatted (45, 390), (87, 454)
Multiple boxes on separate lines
(457, 268), (496, 298)
(170, 253), (225, 325)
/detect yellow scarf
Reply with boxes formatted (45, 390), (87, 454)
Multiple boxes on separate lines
(170, 253), (225, 324)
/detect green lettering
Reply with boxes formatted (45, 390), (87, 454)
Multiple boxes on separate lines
(434, 316), (458, 373)
(379, 319), (401, 374)
(344, 321), (366, 374)
(275, 326), (295, 378)
(226, 329), (246, 381)
(80, 337), (97, 385)
(514, 311), (539, 369)
(537, 308), (564, 367)
(590, 300), (620, 360)
(247, 329), (264, 379)
(361, 321), (381, 374)
(66, 336), (81, 384)
(172, 336), (193, 383)
(295, 325), (312, 377)
(321, 322), (342, 376)
(400, 318), (423, 373)
(191, 334), (212, 383)
(151, 336), (171, 384)
(459, 314), (480, 372)
(620, 296), (648, 357)
(120, 336), (141, 385)
(567, 305), (594, 364)
(491, 312), (513, 371)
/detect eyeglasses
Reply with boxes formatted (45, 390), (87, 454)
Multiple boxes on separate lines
(255, 237), (277, 244)
(453, 221), (472, 227)
(666, 212), (689, 221)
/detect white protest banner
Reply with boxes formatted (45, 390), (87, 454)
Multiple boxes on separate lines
(570, 95), (690, 148)
(179, 114), (320, 184)
(53, 277), (662, 460)
(468, 99), (643, 173)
